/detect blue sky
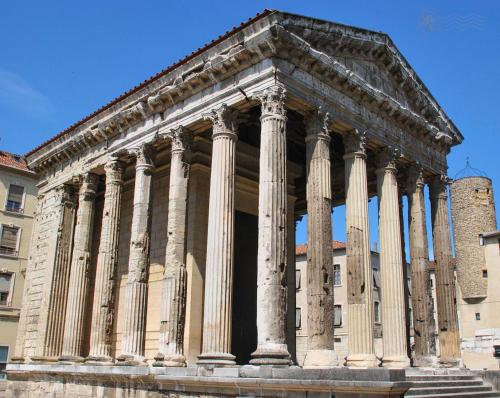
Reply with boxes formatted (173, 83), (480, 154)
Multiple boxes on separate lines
(1, 1), (499, 251)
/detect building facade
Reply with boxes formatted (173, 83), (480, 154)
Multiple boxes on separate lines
(0, 152), (37, 382)
(7, 10), (463, 397)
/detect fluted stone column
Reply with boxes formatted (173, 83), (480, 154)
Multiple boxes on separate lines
(376, 149), (410, 368)
(304, 109), (337, 367)
(60, 173), (99, 362)
(33, 186), (77, 361)
(117, 144), (154, 365)
(155, 126), (192, 367)
(87, 159), (124, 363)
(343, 130), (378, 368)
(407, 164), (437, 366)
(429, 175), (461, 365)
(250, 85), (291, 365)
(286, 196), (297, 364)
(198, 105), (238, 365)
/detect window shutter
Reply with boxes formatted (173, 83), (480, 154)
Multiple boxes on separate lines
(1, 226), (18, 250)
(7, 185), (24, 209)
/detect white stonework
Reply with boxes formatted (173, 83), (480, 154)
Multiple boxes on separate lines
(7, 10), (464, 397)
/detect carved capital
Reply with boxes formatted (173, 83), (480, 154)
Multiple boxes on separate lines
(305, 107), (331, 142)
(253, 85), (287, 118)
(376, 146), (400, 172)
(134, 143), (154, 171)
(343, 129), (367, 158)
(407, 162), (425, 190)
(429, 174), (450, 199)
(55, 184), (76, 206)
(78, 172), (99, 199)
(164, 126), (193, 154)
(104, 158), (125, 184)
(203, 103), (239, 140)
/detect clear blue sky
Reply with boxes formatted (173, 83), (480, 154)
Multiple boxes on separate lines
(1, 1), (499, 250)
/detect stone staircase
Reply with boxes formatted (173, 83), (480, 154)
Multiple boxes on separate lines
(405, 369), (500, 397)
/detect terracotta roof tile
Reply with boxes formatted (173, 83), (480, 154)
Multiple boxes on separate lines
(0, 151), (32, 173)
(296, 240), (346, 256)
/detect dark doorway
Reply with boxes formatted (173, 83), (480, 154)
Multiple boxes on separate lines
(231, 211), (258, 364)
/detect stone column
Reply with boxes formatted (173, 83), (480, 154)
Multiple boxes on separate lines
(343, 130), (378, 368)
(286, 195), (297, 365)
(407, 164), (436, 366)
(87, 159), (125, 363)
(429, 175), (460, 365)
(33, 186), (77, 361)
(376, 149), (410, 368)
(198, 104), (238, 365)
(60, 173), (99, 362)
(303, 109), (337, 367)
(155, 126), (192, 367)
(117, 144), (154, 365)
(250, 85), (291, 365)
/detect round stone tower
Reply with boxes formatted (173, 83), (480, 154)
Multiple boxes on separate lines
(451, 171), (497, 300)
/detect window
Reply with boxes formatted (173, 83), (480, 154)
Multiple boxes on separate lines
(334, 305), (342, 327)
(475, 313), (481, 321)
(296, 269), (301, 290)
(333, 264), (341, 286)
(0, 225), (19, 256)
(0, 346), (7, 379)
(0, 273), (13, 306)
(5, 184), (24, 213)
(295, 308), (302, 329)
(374, 301), (381, 324)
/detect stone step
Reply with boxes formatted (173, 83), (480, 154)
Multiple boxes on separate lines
(407, 392), (500, 398)
(407, 374), (480, 381)
(409, 379), (484, 387)
(406, 385), (493, 396)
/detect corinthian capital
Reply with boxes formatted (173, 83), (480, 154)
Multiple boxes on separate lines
(376, 146), (400, 171)
(305, 107), (331, 141)
(429, 174), (450, 199)
(134, 143), (154, 169)
(343, 129), (367, 157)
(253, 85), (287, 118)
(203, 104), (239, 139)
(407, 162), (425, 190)
(165, 126), (193, 153)
(78, 172), (99, 199)
(104, 157), (125, 184)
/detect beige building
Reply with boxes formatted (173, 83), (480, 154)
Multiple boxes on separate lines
(6, 10), (464, 398)
(295, 241), (413, 365)
(0, 152), (37, 380)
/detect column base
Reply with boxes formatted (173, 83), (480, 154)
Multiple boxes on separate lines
(197, 352), (236, 366)
(9, 356), (25, 363)
(153, 353), (187, 367)
(438, 357), (462, 368)
(382, 355), (411, 369)
(250, 344), (291, 366)
(303, 349), (339, 368)
(58, 355), (86, 364)
(85, 355), (114, 365)
(346, 353), (379, 368)
(116, 354), (148, 366)
(30, 356), (59, 363)
(413, 355), (439, 368)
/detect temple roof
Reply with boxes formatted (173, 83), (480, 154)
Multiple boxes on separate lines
(25, 9), (463, 168)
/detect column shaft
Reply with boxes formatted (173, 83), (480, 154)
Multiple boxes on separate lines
(60, 173), (99, 361)
(407, 165), (436, 365)
(304, 110), (337, 367)
(343, 131), (378, 367)
(118, 144), (154, 364)
(156, 127), (192, 367)
(198, 105), (238, 365)
(429, 175), (460, 365)
(34, 186), (77, 361)
(87, 160), (124, 362)
(376, 151), (409, 368)
(251, 85), (291, 365)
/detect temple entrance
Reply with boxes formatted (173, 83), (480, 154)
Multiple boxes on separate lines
(231, 211), (258, 364)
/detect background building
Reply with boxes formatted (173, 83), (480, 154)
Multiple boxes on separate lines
(0, 152), (36, 381)
(295, 241), (412, 365)
(451, 172), (500, 370)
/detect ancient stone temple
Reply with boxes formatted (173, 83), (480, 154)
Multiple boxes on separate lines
(7, 10), (463, 398)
